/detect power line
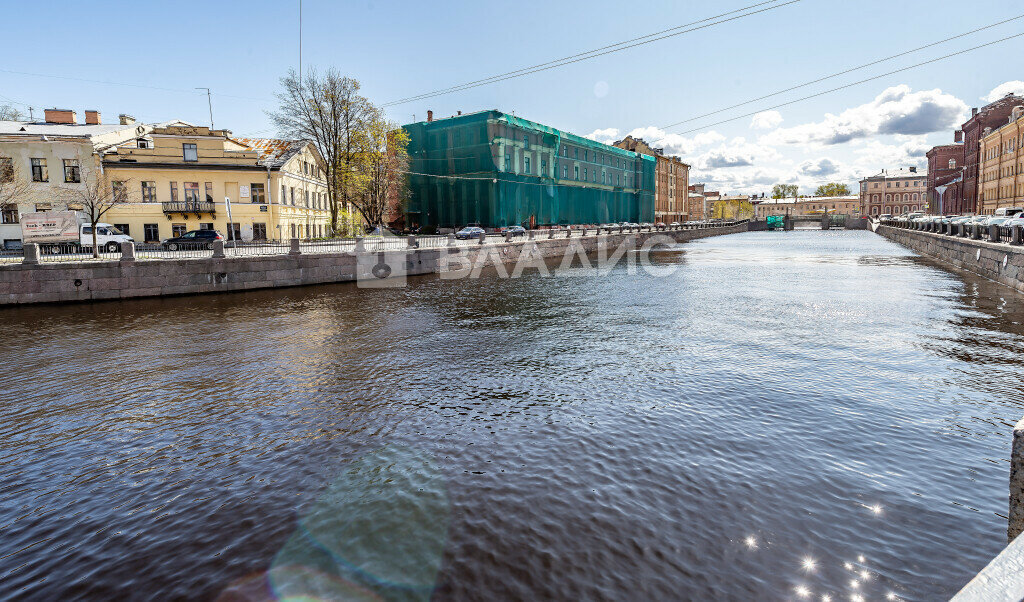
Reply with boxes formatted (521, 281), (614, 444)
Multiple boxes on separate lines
(666, 32), (1024, 136)
(660, 13), (1024, 129)
(381, 0), (801, 107)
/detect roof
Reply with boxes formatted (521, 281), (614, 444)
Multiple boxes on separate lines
(234, 138), (308, 167)
(0, 120), (140, 137)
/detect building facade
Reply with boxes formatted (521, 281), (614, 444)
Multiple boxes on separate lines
(925, 144), (964, 214)
(100, 126), (330, 242)
(0, 109), (156, 248)
(687, 184), (710, 221)
(977, 104), (1024, 214)
(959, 94), (1024, 214)
(858, 168), (927, 216)
(753, 195), (860, 219)
(402, 110), (655, 229)
(612, 135), (689, 224)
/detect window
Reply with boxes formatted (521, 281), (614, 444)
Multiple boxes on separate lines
(949, 159), (957, 169)
(30, 158), (47, 182)
(253, 223), (267, 240)
(141, 181), (156, 202)
(113, 224), (130, 236)
(574, 166), (579, 180)
(1, 207), (18, 224)
(281, 184), (286, 205)
(524, 156), (531, 174)
(137, 138), (151, 149)
(523, 135), (529, 150)
(0, 157), (12, 183)
(562, 145), (567, 157)
(226, 223), (241, 241)
(172, 223), (187, 237)
(205, 182), (214, 203)
(144, 223), (160, 242)
(34, 203), (51, 212)
(305, 190), (310, 207)
(184, 182), (200, 204)
(563, 165), (568, 178)
(290, 187), (296, 205)
(183, 143), (198, 162)
(63, 159), (80, 183)
(169, 182), (178, 203)
(574, 148), (579, 159)
(541, 159), (547, 177)
(199, 222), (214, 230)
(251, 183), (265, 203)
(583, 168), (587, 181)
(111, 181), (127, 202)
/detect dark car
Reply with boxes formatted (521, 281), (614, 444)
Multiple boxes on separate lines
(505, 226), (527, 237)
(161, 229), (224, 250)
(455, 226), (485, 240)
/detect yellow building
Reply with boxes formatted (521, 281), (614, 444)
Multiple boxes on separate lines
(101, 125), (330, 242)
(978, 104), (1024, 214)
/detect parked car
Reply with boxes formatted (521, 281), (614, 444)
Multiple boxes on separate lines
(454, 226), (485, 240)
(669, 221), (681, 227)
(655, 222), (667, 228)
(161, 229), (224, 250)
(504, 225), (527, 237)
(878, 214), (893, 220)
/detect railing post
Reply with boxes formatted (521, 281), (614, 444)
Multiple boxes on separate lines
(289, 238), (301, 255)
(548, 229), (554, 239)
(446, 234), (455, 246)
(119, 241), (136, 263)
(478, 231), (486, 245)
(355, 236), (365, 252)
(1013, 226), (1023, 246)
(505, 230), (512, 242)
(973, 225), (983, 240)
(212, 240), (226, 258)
(22, 243), (39, 265)
(566, 228), (571, 238)
(407, 234), (418, 249)
(528, 229), (535, 240)
(990, 224), (1001, 243)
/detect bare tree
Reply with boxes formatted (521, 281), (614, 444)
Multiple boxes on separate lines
(269, 68), (375, 235)
(0, 157), (32, 221)
(60, 167), (133, 257)
(0, 104), (25, 121)
(359, 112), (409, 228)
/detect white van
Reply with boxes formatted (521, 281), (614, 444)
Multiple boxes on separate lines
(994, 207), (1023, 217)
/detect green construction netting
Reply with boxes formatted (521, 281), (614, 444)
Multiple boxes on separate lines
(403, 110), (655, 228)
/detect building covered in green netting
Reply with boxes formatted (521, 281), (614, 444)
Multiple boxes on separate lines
(401, 110), (655, 229)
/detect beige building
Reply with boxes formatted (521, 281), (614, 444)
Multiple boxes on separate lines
(754, 195), (861, 219)
(100, 126), (330, 242)
(978, 104), (1024, 214)
(858, 168), (927, 216)
(613, 135), (689, 223)
(0, 109), (157, 248)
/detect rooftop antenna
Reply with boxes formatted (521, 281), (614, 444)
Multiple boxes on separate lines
(195, 87), (214, 129)
(28, 107), (34, 121)
(298, 0), (302, 86)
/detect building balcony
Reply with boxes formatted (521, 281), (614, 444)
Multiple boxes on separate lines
(162, 201), (216, 216)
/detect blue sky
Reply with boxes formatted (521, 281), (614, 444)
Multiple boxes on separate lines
(3, 0), (1023, 195)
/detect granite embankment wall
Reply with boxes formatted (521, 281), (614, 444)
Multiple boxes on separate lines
(875, 225), (1024, 294)
(0, 223), (748, 306)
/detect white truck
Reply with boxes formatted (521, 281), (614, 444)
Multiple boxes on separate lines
(21, 211), (134, 254)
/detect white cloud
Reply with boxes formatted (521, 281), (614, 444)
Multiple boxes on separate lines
(852, 139), (930, 172)
(750, 110), (783, 130)
(761, 85), (968, 146)
(584, 127), (619, 144)
(984, 81), (1024, 102)
(798, 158), (840, 177)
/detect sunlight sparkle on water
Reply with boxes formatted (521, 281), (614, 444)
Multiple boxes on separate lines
(802, 557), (817, 572)
(821, 595), (832, 602)
(795, 585), (811, 598)
(744, 535), (757, 549)
(859, 569), (870, 580)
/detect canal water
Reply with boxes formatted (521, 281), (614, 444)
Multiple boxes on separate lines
(2, 230), (1023, 600)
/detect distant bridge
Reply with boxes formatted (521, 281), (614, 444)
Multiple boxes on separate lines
(753, 214), (869, 231)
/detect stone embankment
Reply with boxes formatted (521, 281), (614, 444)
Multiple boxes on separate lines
(0, 222), (749, 306)
(875, 222), (1024, 294)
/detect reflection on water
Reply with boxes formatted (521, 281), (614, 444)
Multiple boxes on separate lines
(1, 230), (1023, 600)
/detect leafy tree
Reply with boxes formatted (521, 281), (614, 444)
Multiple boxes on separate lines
(270, 68), (376, 235)
(771, 183), (798, 199)
(0, 157), (32, 218)
(359, 112), (409, 229)
(814, 182), (851, 197)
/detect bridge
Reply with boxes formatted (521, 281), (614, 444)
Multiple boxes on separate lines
(754, 214), (869, 231)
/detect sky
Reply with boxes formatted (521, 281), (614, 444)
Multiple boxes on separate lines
(2, 0), (1023, 196)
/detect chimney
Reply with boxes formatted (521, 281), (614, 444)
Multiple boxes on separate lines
(427, 110), (433, 123)
(954, 130), (963, 143)
(118, 114), (136, 125)
(457, 110), (462, 116)
(909, 166), (917, 173)
(972, 107), (978, 117)
(84, 110), (100, 125)
(44, 108), (76, 124)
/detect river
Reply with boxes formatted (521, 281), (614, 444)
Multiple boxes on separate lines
(1, 229), (1022, 600)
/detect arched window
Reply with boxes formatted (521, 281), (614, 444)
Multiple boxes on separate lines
(903, 205), (910, 212)
(904, 193), (910, 202)
(886, 194), (892, 202)
(912, 193), (918, 201)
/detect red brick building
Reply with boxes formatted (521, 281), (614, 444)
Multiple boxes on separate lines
(925, 144), (964, 214)
(613, 136), (689, 223)
(959, 94), (1023, 214)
